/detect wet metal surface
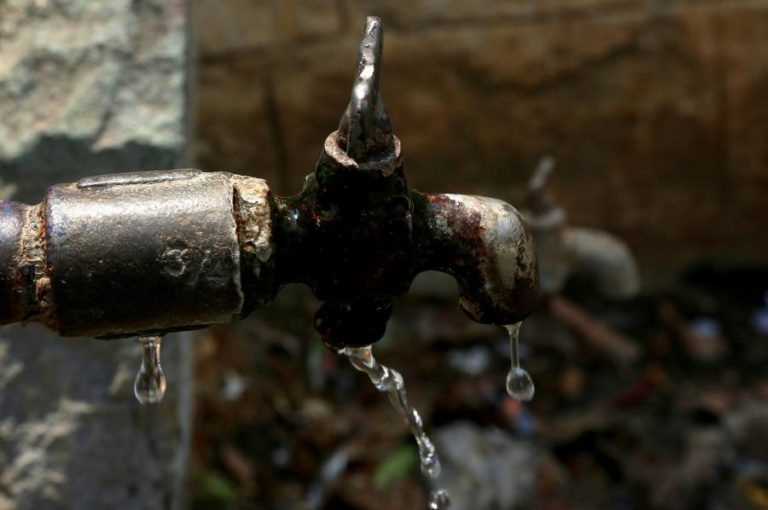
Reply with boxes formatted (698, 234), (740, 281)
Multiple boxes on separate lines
(0, 17), (539, 347)
(46, 170), (246, 337)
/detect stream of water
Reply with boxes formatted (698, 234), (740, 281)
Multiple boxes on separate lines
(131, 318), (534, 509)
(342, 345), (450, 509)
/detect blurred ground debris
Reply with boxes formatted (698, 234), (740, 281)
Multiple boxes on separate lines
(190, 263), (768, 510)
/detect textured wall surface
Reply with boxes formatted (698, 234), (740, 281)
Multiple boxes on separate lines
(0, 1), (192, 509)
(194, 0), (768, 286)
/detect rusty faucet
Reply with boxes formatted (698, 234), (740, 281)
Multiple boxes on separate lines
(0, 17), (538, 353)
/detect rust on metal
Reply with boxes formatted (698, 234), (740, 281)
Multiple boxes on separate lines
(0, 16), (540, 349)
(412, 193), (538, 326)
(232, 175), (276, 312)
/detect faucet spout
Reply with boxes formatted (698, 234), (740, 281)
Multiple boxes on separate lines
(412, 193), (539, 325)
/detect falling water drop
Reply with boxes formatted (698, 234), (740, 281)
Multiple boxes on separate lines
(342, 345), (450, 509)
(429, 489), (451, 510)
(504, 323), (534, 401)
(134, 335), (167, 405)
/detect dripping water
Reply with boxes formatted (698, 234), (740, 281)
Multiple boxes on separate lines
(134, 335), (167, 405)
(504, 322), (534, 401)
(342, 345), (450, 510)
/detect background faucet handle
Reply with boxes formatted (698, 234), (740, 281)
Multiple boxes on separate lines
(337, 16), (393, 162)
(525, 156), (557, 215)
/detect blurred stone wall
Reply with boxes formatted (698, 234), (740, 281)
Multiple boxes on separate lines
(194, 0), (768, 287)
(0, 1), (192, 509)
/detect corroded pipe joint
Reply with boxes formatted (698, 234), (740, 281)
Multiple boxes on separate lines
(272, 130), (414, 349)
(0, 170), (275, 338)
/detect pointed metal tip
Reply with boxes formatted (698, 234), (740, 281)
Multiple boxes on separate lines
(531, 156), (555, 187)
(337, 16), (392, 162)
(365, 15), (382, 36)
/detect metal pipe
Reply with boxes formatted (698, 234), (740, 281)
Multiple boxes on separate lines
(0, 170), (273, 337)
(0, 201), (33, 325)
(0, 16), (540, 349)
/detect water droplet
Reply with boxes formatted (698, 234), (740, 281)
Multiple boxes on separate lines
(134, 335), (167, 405)
(420, 445), (441, 478)
(506, 367), (535, 401)
(342, 345), (450, 508)
(429, 489), (451, 510)
(505, 323), (535, 401)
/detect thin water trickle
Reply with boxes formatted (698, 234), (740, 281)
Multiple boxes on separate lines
(134, 335), (167, 405)
(504, 323), (534, 401)
(342, 345), (450, 509)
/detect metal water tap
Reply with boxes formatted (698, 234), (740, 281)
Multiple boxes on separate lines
(524, 156), (639, 299)
(0, 17), (538, 351)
